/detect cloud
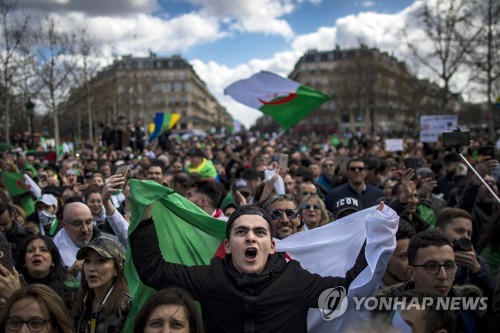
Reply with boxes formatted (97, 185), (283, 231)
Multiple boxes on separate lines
(185, 0), (296, 38)
(361, 1), (376, 8)
(48, 12), (225, 57)
(191, 3), (429, 128)
(17, 0), (158, 16)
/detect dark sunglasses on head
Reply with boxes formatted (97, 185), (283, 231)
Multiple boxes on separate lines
(349, 167), (364, 172)
(270, 209), (298, 220)
(303, 204), (320, 210)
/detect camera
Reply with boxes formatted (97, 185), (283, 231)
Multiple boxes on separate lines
(453, 237), (472, 252)
(442, 129), (470, 148)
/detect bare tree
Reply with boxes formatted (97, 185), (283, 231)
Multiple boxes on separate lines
(465, 0), (499, 139)
(0, 0), (29, 143)
(404, 0), (483, 111)
(70, 25), (102, 145)
(31, 15), (76, 148)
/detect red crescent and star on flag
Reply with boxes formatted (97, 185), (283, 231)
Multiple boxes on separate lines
(16, 178), (30, 190)
(258, 92), (297, 105)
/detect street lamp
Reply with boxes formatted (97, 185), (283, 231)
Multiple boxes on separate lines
(25, 98), (35, 148)
(369, 100), (375, 135)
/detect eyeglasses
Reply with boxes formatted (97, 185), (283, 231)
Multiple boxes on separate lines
(301, 191), (316, 197)
(6, 316), (50, 332)
(63, 218), (94, 229)
(412, 261), (458, 275)
(349, 167), (365, 172)
(270, 209), (298, 220)
(303, 204), (320, 210)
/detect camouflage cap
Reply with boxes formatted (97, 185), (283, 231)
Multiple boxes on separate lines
(76, 237), (125, 265)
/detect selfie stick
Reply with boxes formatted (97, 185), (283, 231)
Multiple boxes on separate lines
(458, 147), (500, 204)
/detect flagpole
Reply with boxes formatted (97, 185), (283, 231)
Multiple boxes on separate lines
(269, 130), (286, 144)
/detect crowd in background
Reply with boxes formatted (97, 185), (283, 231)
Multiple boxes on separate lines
(0, 128), (499, 333)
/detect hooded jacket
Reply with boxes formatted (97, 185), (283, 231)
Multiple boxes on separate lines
(130, 217), (368, 333)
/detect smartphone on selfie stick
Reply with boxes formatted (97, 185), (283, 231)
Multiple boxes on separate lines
(442, 128), (499, 204)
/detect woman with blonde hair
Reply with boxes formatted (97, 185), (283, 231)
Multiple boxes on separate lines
(299, 194), (330, 230)
(0, 284), (74, 333)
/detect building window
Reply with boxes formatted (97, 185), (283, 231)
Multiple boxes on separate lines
(156, 83), (163, 92)
(170, 82), (175, 92)
(341, 113), (350, 123)
(181, 110), (187, 117)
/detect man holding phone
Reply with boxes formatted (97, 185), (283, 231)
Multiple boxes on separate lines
(53, 173), (129, 274)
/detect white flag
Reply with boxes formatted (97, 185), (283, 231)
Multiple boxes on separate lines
(275, 205), (399, 332)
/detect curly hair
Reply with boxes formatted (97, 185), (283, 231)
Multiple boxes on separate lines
(407, 229), (452, 265)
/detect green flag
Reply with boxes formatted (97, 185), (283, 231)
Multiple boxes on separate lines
(1, 171), (31, 197)
(224, 71), (329, 130)
(18, 194), (36, 217)
(123, 180), (226, 331)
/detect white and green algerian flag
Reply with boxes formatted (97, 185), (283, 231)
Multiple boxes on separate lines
(224, 71), (329, 130)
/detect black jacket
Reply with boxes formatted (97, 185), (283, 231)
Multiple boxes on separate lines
(130, 218), (368, 333)
(388, 196), (429, 233)
(5, 220), (32, 265)
(325, 182), (384, 212)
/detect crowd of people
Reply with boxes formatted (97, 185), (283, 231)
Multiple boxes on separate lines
(0, 129), (499, 332)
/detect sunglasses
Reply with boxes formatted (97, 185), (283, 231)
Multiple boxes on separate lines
(301, 191), (316, 197)
(303, 204), (320, 210)
(349, 167), (365, 172)
(270, 209), (298, 220)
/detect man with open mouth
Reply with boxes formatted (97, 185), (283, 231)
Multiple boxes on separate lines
(131, 201), (391, 333)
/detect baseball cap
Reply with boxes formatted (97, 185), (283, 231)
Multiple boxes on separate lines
(36, 194), (58, 209)
(332, 197), (362, 219)
(66, 168), (80, 176)
(76, 237), (125, 265)
(232, 178), (252, 195)
(416, 167), (436, 179)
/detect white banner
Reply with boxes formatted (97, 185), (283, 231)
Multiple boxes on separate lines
(384, 138), (404, 152)
(419, 115), (458, 143)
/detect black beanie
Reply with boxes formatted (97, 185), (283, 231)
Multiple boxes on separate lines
(226, 205), (273, 239)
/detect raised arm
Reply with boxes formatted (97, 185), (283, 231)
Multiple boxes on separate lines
(129, 205), (209, 299)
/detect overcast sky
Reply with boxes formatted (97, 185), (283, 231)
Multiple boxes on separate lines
(13, 0), (470, 128)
